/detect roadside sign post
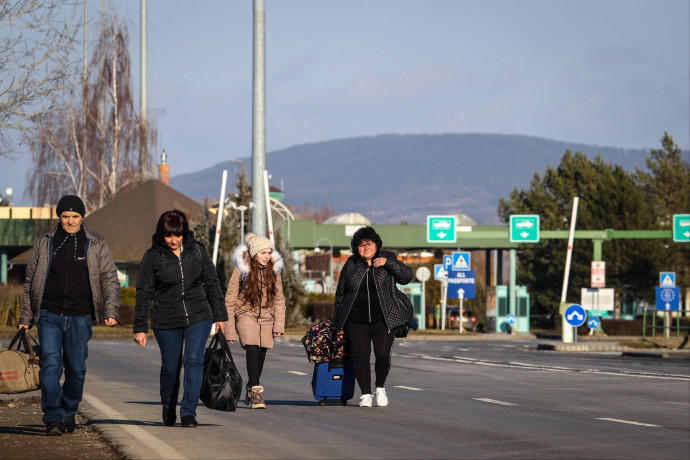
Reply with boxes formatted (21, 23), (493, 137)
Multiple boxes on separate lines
(427, 215), (457, 243)
(506, 314), (517, 334)
(452, 251), (471, 271)
(591, 261), (606, 288)
(656, 286), (680, 339)
(672, 214), (690, 243)
(439, 256), (452, 330)
(660, 272), (676, 287)
(586, 316), (601, 336)
(458, 290), (464, 335)
(509, 215), (540, 243)
(564, 304), (587, 345)
(447, 270), (476, 300)
(415, 267), (431, 331)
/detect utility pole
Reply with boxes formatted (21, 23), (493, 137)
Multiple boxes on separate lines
(251, 0), (267, 236)
(139, 0), (149, 178)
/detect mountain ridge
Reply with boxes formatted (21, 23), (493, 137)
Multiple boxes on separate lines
(172, 133), (652, 225)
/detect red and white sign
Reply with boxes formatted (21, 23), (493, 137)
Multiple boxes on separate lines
(591, 261), (606, 288)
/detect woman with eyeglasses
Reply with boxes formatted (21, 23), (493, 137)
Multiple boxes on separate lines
(333, 226), (413, 407)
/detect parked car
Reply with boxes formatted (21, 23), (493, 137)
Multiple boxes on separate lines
(446, 306), (476, 331)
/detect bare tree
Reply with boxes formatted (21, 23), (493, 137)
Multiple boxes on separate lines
(26, 8), (155, 211)
(0, 0), (81, 156)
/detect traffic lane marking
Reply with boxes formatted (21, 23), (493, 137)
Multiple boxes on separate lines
(288, 370), (308, 376)
(395, 353), (690, 381)
(596, 417), (661, 428)
(393, 385), (424, 391)
(83, 392), (187, 460)
(474, 398), (517, 406)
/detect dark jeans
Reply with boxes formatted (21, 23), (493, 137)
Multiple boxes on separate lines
(245, 345), (268, 388)
(37, 310), (93, 424)
(344, 321), (394, 395)
(153, 320), (212, 418)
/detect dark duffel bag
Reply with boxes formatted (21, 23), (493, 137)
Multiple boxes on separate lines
(200, 331), (243, 411)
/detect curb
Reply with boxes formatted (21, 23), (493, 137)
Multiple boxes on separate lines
(537, 343), (690, 359)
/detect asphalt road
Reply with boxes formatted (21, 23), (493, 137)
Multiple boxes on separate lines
(80, 338), (690, 460)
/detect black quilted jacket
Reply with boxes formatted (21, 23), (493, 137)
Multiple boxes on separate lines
(333, 250), (413, 331)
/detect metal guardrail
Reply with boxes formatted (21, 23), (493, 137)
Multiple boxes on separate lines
(642, 307), (689, 338)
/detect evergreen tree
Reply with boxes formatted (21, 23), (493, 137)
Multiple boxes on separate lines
(635, 132), (690, 288)
(499, 151), (659, 316)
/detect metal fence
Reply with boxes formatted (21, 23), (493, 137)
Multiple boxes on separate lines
(642, 307), (690, 338)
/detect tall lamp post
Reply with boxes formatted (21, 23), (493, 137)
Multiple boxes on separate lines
(314, 238), (334, 294)
(227, 202), (254, 244)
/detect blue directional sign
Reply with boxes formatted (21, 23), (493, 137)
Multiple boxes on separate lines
(656, 287), (680, 311)
(506, 314), (517, 325)
(564, 304), (587, 327)
(660, 272), (676, 287)
(434, 264), (447, 280)
(446, 270), (476, 299)
(443, 255), (453, 271)
(586, 316), (601, 329)
(451, 251), (471, 271)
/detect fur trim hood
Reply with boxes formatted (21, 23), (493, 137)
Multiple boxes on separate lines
(231, 243), (284, 277)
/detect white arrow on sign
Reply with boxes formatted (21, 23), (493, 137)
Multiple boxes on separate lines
(437, 231), (447, 239)
(587, 319), (598, 327)
(520, 231), (529, 238)
(567, 310), (584, 321)
(666, 303), (671, 309)
(684, 231), (690, 237)
(458, 288), (465, 298)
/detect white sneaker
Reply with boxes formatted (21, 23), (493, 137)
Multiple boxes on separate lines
(359, 394), (373, 407)
(375, 387), (388, 407)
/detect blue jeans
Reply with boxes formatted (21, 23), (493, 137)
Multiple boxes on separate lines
(153, 320), (212, 418)
(37, 310), (93, 424)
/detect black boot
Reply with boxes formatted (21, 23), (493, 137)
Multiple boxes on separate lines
(162, 406), (176, 426)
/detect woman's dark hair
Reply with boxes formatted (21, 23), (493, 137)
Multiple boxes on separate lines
(350, 226), (382, 258)
(155, 210), (188, 243)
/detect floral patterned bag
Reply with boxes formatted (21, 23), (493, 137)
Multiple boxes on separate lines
(301, 320), (346, 364)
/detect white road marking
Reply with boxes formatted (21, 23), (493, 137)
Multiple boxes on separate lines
(596, 417), (661, 427)
(396, 353), (690, 381)
(474, 398), (518, 406)
(288, 370), (308, 376)
(394, 385), (423, 391)
(83, 392), (187, 460)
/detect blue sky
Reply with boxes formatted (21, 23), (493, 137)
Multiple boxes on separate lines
(2, 0), (688, 205)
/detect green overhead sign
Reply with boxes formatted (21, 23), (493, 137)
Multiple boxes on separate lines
(510, 215), (540, 243)
(427, 215), (456, 243)
(673, 214), (690, 243)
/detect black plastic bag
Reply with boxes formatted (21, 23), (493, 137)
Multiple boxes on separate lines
(200, 331), (243, 411)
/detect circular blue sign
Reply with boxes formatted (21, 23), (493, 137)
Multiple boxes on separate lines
(564, 304), (587, 327)
(506, 314), (517, 325)
(586, 316), (601, 329)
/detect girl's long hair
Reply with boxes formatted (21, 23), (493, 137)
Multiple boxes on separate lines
(241, 254), (277, 310)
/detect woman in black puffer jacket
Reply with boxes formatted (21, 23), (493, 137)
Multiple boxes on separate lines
(133, 210), (228, 428)
(333, 226), (413, 408)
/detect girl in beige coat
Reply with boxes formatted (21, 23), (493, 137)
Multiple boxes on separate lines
(224, 233), (285, 409)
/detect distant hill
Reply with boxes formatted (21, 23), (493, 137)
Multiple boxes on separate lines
(172, 133), (652, 225)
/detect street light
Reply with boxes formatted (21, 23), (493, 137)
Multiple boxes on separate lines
(314, 237), (334, 294)
(226, 201), (254, 244)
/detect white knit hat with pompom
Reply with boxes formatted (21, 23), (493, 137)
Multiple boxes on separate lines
(244, 232), (274, 257)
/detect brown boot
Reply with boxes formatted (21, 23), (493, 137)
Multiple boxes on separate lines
(250, 385), (266, 409)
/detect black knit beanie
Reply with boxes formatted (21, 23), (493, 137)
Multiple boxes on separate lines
(56, 195), (86, 217)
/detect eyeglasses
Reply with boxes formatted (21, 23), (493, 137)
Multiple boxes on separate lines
(358, 242), (375, 249)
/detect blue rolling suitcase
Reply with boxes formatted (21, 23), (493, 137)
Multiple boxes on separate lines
(311, 356), (355, 406)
